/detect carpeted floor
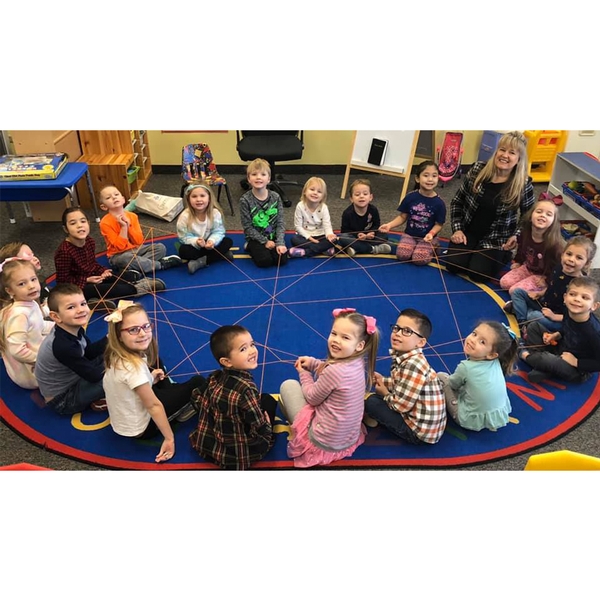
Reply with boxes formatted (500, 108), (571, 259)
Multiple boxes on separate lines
(2, 167), (600, 470)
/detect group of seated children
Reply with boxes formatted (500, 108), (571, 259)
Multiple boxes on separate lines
(1, 154), (599, 469)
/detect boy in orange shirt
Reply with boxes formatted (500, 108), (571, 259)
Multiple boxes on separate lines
(98, 185), (183, 274)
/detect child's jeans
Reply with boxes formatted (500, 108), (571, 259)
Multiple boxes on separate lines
(46, 358), (106, 415)
(109, 243), (167, 274)
(364, 394), (422, 444)
(290, 234), (335, 257)
(524, 321), (590, 382)
(511, 287), (562, 331)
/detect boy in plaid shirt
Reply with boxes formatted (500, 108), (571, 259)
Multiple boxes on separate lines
(365, 308), (446, 444)
(189, 325), (277, 469)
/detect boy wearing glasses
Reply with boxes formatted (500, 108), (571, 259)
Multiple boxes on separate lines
(364, 308), (446, 444)
(34, 283), (108, 414)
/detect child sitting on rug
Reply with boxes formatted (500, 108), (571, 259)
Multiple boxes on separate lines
(379, 161), (446, 266)
(55, 207), (165, 310)
(0, 258), (54, 389)
(289, 177), (338, 258)
(239, 159), (289, 268)
(437, 321), (518, 432)
(504, 236), (596, 336)
(279, 308), (380, 468)
(99, 184), (183, 275)
(103, 301), (206, 463)
(519, 276), (600, 384)
(364, 308), (446, 444)
(176, 182), (234, 274)
(189, 325), (277, 470)
(0, 240), (51, 313)
(337, 178), (391, 257)
(34, 284), (107, 414)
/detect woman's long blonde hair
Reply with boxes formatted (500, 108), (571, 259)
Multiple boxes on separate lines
(473, 131), (529, 210)
(104, 304), (158, 371)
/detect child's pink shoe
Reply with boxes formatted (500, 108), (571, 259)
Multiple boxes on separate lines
(289, 247), (305, 258)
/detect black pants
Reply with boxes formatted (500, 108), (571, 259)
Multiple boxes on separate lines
(178, 237), (234, 264)
(82, 269), (138, 300)
(524, 322), (588, 382)
(140, 374), (207, 439)
(442, 238), (510, 282)
(246, 239), (289, 268)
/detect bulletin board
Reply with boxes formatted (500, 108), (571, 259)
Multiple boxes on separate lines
(341, 131), (419, 202)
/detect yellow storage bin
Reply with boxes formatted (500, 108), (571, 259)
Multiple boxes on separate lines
(524, 130), (568, 183)
(524, 449), (600, 470)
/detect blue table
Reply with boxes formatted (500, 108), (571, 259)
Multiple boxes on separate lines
(0, 162), (100, 224)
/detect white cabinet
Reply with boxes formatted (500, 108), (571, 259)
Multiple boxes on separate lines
(548, 152), (600, 270)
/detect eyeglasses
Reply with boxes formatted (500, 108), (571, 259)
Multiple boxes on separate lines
(122, 323), (153, 336)
(390, 324), (424, 339)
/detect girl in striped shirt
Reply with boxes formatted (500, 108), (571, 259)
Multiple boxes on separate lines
(279, 308), (379, 468)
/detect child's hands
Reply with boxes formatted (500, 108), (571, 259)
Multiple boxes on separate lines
(265, 240), (276, 250)
(151, 368), (166, 383)
(365, 232), (375, 240)
(264, 410), (271, 424)
(541, 308), (561, 321)
(357, 232), (367, 240)
(156, 440), (175, 463)
(451, 230), (467, 245)
(87, 275), (104, 284)
(118, 213), (130, 227)
(195, 238), (206, 248)
(295, 356), (312, 372)
(375, 377), (389, 396)
(205, 239), (215, 249)
(423, 232), (434, 243)
(560, 352), (578, 367)
(502, 235), (517, 251)
(276, 245), (288, 255)
(326, 233), (338, 243)
(379, 223), (391, 233)
(101, 269), (112, 280)
(509, 262), (521, 270)
(542, 332), (559, 346)
(528, 290), (543, 300)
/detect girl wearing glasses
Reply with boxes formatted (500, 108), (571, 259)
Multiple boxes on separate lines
(103, 302), (206, 463)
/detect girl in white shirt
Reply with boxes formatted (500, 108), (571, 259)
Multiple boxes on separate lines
(103, 302), (206, 462)
(289, 177), (338, 257)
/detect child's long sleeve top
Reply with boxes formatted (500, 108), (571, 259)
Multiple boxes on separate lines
(382, 348), (446, 443)
(54, 237), (106, 289)
(176, 208), (226, 247)
(294, 202), (334, 239)
(99, 211), (145, 257)
(239, 190), (286, 246)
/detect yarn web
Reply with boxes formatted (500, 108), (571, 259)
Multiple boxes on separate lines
(0, 224), (598, 470)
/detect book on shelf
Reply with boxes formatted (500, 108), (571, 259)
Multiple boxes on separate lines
(367, 138), (388, 166)
(0, 153), (68, 180)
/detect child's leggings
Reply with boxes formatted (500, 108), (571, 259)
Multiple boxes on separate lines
(500, 264), (546, 295)
(178, 237), (234, 264)
(395, 234), (437, 265)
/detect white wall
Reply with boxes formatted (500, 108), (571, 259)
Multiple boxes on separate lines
(564, 131), (599, 157)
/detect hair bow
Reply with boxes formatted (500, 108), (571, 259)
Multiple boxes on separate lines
(103, 299), (135, 323)
(501, 323), (517, 341)
(364, 315), (377, 335)
(332, 308), (356, 318)
(0, 256), (21, 273)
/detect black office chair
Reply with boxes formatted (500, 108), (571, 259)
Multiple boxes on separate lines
(236, 131), (304, 207)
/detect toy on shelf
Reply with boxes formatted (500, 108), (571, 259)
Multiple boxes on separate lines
(0, 153), (68, 180)
(561, 180), (600, 219)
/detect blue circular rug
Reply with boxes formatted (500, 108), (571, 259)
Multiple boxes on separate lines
(1, 234), (598, 469)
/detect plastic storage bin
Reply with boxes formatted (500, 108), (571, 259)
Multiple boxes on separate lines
(126, 165), (140, 184)
(477, 130), (503, 163)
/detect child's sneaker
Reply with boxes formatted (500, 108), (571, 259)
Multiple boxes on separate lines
(344, 247), (356, 257)
(371, 243), (392, 255)
(88, 298), (117, 312)
(158, 255), (184, 270)
(326, 247), (336, 256)
(188, 256), (208, 274)
(289, 247), (306, 258)
(503, 301), (514, 314)
(90, 399), (108, 411)
(527, 370), (547, 384)
(224, 251), (234, 261)
(134, 278), (166, 296)
(173, 401), (198, 423)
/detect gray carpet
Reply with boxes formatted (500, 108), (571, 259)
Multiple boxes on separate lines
(1, 166), (599, 470)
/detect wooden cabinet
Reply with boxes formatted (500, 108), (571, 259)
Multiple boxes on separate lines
(78, 130), (152, 201)
(549, 152), (600, 269)
(8, 130), (85, 221)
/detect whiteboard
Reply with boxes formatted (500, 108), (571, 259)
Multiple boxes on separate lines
(350, 130), (418, 175)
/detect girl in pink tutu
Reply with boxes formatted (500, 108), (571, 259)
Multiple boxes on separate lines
(279, 308), (380, 468)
